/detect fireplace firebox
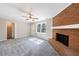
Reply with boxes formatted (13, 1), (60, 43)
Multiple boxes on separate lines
(56, 33), (69, 46)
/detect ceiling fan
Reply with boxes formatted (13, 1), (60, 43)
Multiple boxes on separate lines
(22, 8), (38, 21)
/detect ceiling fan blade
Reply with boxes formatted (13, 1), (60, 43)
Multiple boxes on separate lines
(22, 16), (29, 18)
(32, 18), (38, 19)
(26, 19), (29, 20)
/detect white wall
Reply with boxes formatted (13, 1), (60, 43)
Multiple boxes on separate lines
(31, 19), (52, 40)
(15, 21), (31, 38)
(0, 17), (52, 41)
(0, 18), (31, 41)
(0, 18), (7, 41)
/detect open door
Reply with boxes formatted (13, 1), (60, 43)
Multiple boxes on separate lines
(7, 21), (15, 39)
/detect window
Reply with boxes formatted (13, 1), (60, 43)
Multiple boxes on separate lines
(37, 23), (46, 33)
(41, 23), (46, 33)
(37, 24), (41, 32)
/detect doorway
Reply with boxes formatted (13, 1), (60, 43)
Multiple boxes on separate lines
(6, 21), (15, 39)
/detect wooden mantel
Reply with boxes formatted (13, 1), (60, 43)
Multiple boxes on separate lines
(51, 24), (79, 29)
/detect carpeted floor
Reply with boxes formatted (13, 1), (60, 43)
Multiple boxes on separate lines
(0, 37), (59, 56)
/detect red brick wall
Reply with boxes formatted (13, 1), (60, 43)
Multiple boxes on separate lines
(53, 3), (79, 52)
(53, 3), (79, 26)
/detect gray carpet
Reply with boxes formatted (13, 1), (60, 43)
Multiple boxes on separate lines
(0, 37), (59, 56)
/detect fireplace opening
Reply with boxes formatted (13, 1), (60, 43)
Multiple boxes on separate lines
(56, 33), (69, 46)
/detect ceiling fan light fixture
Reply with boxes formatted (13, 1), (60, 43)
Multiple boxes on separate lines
(22, 8), (38, 22)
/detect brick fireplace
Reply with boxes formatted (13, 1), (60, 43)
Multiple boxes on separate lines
(49, 3), (79, 55)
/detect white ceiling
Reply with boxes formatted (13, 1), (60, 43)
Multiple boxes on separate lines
(0, 3), (71, 22)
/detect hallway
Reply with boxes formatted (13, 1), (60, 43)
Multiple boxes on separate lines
(0, 37), (59, 56)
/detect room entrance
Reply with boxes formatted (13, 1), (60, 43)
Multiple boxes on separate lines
(6, 21), (15, 39)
